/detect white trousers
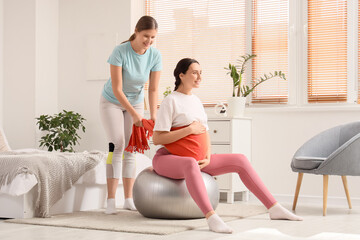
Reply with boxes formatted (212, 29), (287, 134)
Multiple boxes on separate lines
(99, 95), (144, 179)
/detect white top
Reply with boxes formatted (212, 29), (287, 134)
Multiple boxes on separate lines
(154, 91), (209, 132)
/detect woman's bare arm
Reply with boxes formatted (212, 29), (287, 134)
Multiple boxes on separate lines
(110, 64), (142, 125)
(148, 71), (161, 121)
(152, 121), (205, 145)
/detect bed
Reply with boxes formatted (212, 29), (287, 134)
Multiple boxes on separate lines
(0, 129), (152, 219)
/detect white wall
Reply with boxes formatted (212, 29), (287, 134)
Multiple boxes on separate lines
(3, 0), (58, 149)
(35, 0), (58, 117)
(34, 0), (59, 144)
(0, 0), (3, 127)
(131, 0), (145, 31)
(58, 0), (131, 151)
(3, 0), (36, 148)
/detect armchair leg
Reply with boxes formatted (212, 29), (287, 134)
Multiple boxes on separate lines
(292, 173), (304, 211)
(323, 175), (329, 216)
(341, 176), (352, 209)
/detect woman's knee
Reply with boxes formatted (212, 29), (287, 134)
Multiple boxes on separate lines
(234, 154), (251, 166)
(123, 151), (135, 161)
(109, 140), (125, 154)
(183, 157), (200, 171)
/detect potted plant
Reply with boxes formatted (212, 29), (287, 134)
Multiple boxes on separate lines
(224, 54), (286, 117)
(36, 110), (86, 152)
(163, 86), (172, 98)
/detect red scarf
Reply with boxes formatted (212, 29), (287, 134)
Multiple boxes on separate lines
(125, 119), (154, 154)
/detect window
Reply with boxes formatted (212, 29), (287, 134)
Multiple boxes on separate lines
(252, 0), (289, 103)
(307, 0), (347, 103)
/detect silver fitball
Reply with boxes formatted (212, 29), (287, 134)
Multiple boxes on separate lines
(133, 167), (219, 219)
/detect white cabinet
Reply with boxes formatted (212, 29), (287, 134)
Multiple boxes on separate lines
(208, 117), (252, 203)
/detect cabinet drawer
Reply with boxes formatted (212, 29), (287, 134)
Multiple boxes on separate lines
(211, 145), (230, 154)
(208, 121), (230, 143)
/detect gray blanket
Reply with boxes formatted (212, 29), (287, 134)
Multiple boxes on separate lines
(0, 151), (104, 217)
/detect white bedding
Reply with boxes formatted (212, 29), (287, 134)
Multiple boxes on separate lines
(0, 149), (152, 196)
(0, 173), (37, 196)
(0, 148), (48, 196)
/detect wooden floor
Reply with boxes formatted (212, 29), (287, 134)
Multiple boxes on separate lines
(1, 202), (360, 240)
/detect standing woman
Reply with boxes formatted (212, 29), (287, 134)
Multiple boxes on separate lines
(100, 16), (161, 214)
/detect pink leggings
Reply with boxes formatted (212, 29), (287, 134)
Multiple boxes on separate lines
(152, 148), (277, 215)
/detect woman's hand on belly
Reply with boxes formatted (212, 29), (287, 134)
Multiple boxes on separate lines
(198, 158), (210, 169)
(188, 121), (206, 135)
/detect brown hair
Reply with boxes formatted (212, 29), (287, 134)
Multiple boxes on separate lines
(173, 58), (200, 91)
(122, 16), (158, 44)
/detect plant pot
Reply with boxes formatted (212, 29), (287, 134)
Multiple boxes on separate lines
(226, 97), (246, 118)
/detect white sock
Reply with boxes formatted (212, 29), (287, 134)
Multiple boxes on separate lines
(207, 213), (233, 234)
(123, 198), (137, 211)
(269, 203), (303, 221)
(105, 198), (117, 214)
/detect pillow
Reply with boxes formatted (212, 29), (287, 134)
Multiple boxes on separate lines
(164, 126), (208, 161)
(0, 128), (11, 152)
(293, 156), (326, 170)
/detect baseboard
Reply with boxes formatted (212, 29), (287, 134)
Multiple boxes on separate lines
(248, 194), (360, 207)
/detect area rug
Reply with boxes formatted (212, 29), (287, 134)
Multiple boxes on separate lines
(5, 203), (266, 235)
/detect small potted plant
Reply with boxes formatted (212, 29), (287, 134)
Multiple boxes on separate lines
(163, 86), (172, 98)
(225, 54), (286, 117)
(36, 110), (86, 152)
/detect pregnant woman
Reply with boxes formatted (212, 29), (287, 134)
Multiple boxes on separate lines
(152, 58), (302, 233)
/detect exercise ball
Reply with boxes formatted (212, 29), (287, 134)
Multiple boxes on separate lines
(133, 167), (219, 219)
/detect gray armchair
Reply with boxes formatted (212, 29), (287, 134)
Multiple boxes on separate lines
(291, 121), (360, 216)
